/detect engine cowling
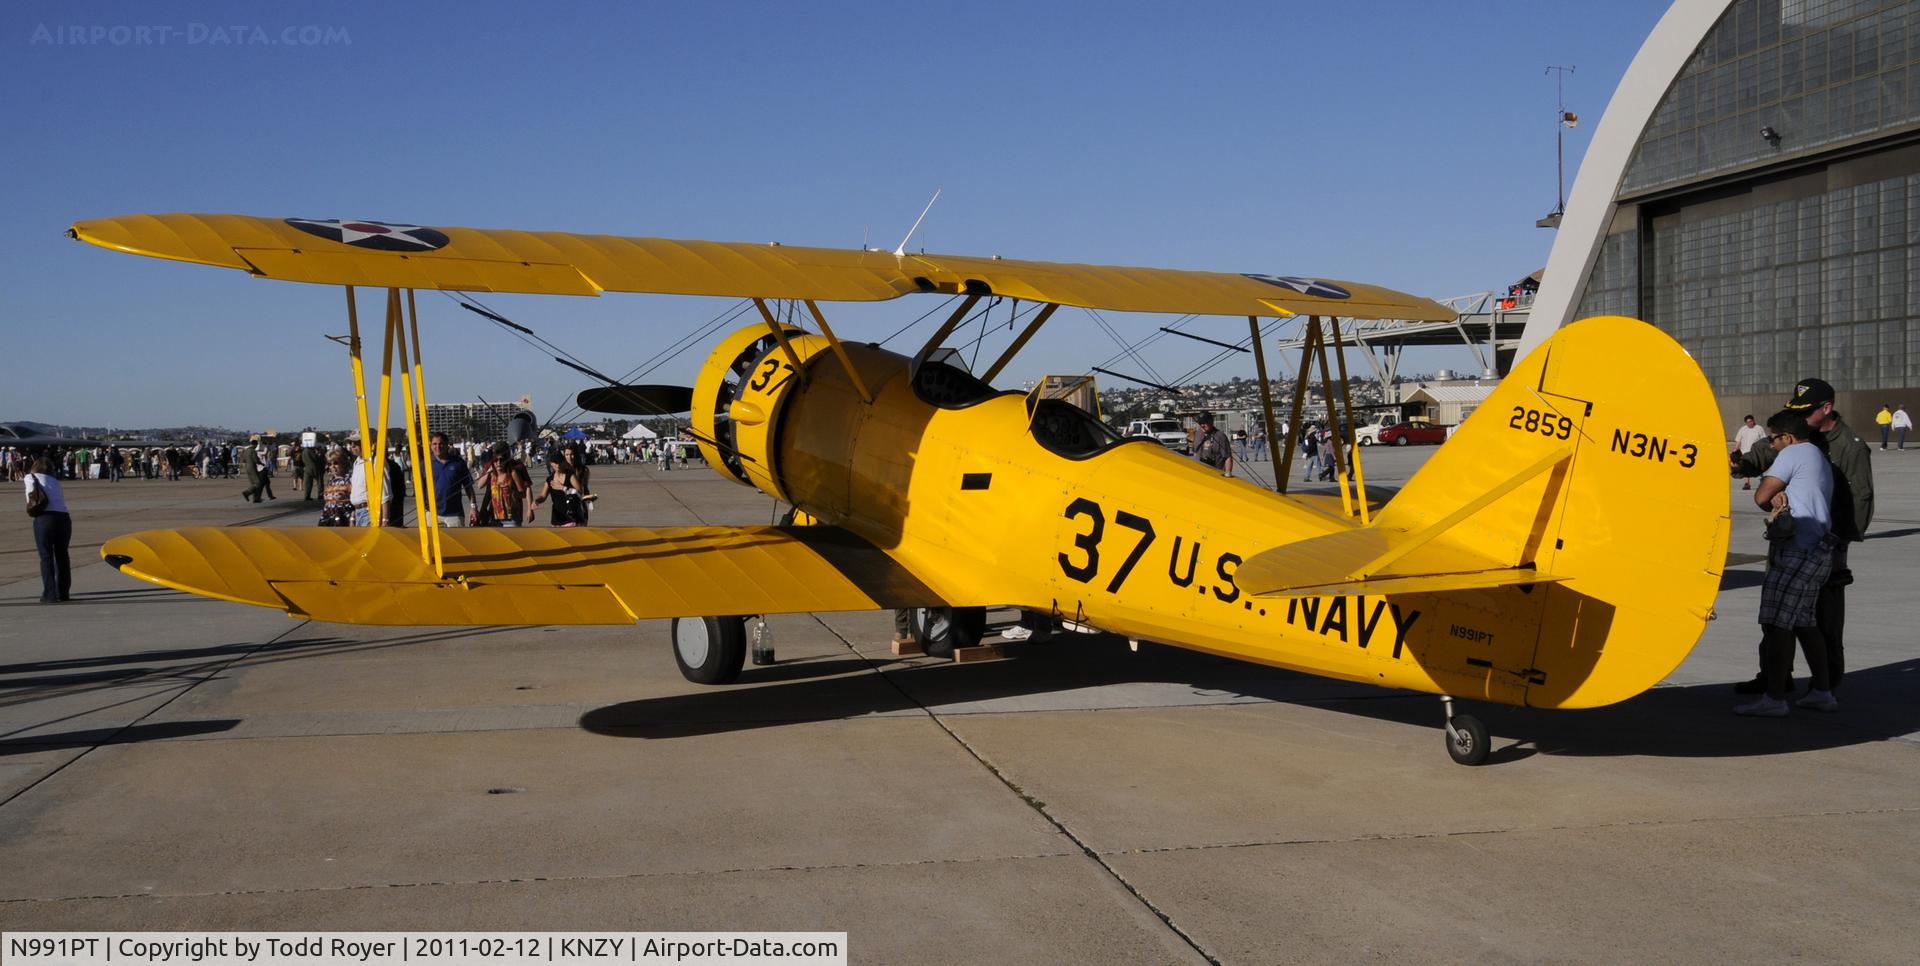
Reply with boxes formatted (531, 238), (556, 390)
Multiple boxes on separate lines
(690, 323), (827, 502)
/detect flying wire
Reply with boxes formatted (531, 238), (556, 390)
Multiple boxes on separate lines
(440, 290), (755, 432)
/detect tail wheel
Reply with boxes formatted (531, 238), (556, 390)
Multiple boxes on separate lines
(911, 606), (986, 658)
(672, 616), (747, 684)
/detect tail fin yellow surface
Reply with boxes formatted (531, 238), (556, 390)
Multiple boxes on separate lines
(1246, 316), (1729, 708)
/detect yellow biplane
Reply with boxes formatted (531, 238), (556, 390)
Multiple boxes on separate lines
(69, 213), (1729, 764)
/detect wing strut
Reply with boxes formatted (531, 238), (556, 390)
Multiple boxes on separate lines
(1274, 316), (1370, 523)
(339, 285), (446, 577)
(750, 299), (807, 374)
(346, 287), (373, 464)
(980, 302), (1059, 383)
(1326, 314), (1372, 524)
(404, 289), (445, 575)
(802, 300), (874, 404)
(914, 294), (984, 364)
(1248, 316), (1288, 472)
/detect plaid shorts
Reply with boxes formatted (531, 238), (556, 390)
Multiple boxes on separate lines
(1759, 537), (1836, 628)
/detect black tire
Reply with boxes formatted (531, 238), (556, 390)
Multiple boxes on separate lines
(1446, 713), (1490, 766)
(1359, 437), (1374, 446)
(671, 616), (747, 684)
(911, 606), (986, 658)
(1395, 435), (1410, 446)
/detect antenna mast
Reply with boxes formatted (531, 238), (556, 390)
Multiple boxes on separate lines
(894, 188), (942, 256)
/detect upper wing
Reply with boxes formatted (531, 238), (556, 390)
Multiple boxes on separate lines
(69, 213), (1455, 322)
(101, 524), (950, 625)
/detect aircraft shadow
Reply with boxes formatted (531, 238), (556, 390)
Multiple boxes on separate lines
(0, 626), (524, 712)
(580, 638), (1920, 763)
(1866, 526), (1920, 540)
(0, 719), (240, 757)
(1719, 570), (1767, 591)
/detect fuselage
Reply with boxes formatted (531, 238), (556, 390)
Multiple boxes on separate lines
(696, 328), (1493, 702)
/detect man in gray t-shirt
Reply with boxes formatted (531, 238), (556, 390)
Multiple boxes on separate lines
(1764, 434), (1832, 550)
(1738, 410), (1839, 716)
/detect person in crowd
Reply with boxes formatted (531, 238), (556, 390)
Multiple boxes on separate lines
(383, 448), (407, 527)
(1736, 410), (1838, 717)
(260, 444), (278, 501)
(1732, 377), (1873, 697)
(535, 444), (592, 526)
(318, 451), (354, 526)
(1731, 414), (1767, 490)
(1191, 411), (1234, 478)
(239, 437), (265, 502)
(429, 432), (476, 528)
(348, 442), (371, 527)
(24, 456), (71, 603)
(301, 444), (325, 501)
(1894, 405), (1912, 450)
(476, 442), (533, 526)
(1875, 404), (1893, 450)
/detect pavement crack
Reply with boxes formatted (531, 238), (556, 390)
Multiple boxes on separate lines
(0, 620), (315, 812)
(810, 614), (1222, 966)
(1106, 805), (1920, 857)
(0, 849), (1086, 906)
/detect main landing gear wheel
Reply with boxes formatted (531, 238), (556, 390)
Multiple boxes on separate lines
(671, 616), (747, 684)
(910, 606), (986, 658)
(1441, 696), (1490, 766)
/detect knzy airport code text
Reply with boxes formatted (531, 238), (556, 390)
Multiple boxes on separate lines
(2, 933), (847, 966)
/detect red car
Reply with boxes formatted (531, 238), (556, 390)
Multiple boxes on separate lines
(1377, 422), (1449, 445)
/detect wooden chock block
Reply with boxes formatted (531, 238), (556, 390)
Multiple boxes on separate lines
(890, 637), (924, 656)
(951, 643), (1006, 664)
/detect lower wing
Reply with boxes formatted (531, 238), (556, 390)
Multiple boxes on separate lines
(102, 525), (944, 625)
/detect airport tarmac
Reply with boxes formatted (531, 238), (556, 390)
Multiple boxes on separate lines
(1, 446), (1916, 963)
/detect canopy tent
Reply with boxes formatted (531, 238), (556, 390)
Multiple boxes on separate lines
(561, 427), (589, 441)
(622, 424), (658, 439)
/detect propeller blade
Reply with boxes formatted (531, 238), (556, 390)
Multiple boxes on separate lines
(576, 384), (695, 416)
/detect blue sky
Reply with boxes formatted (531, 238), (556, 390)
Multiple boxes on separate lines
(3, 0), (1673, 430)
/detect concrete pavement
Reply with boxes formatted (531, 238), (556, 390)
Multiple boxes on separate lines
(2, 447), (1915, 962)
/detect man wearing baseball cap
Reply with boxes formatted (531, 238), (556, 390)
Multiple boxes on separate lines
(1733, 376), (1874, 697)
(1191, 411), (1234, 478)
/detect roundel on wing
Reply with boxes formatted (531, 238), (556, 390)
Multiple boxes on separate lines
(284, 218), (451, 252)
(1242, 274), (1351, 300)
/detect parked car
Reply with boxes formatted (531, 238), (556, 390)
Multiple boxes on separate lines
(1377, 421), (1450, 446)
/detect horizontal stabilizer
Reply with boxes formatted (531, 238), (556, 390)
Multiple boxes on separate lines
(1235, 525), (1531, 598)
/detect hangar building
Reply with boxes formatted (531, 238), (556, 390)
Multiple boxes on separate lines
(1527, 0), (1920, 430)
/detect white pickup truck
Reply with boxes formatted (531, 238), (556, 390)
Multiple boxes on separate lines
(1352, 412), (1401, 446)
(1122, 415), (1190, 454)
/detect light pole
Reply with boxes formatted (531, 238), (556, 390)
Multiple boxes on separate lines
(1538, 65), (1577, 229)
